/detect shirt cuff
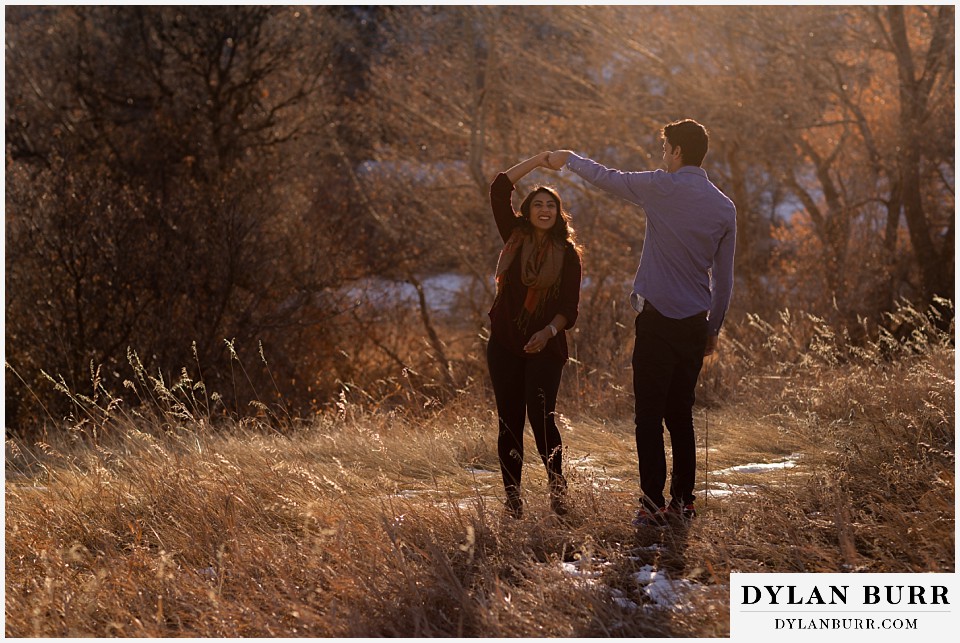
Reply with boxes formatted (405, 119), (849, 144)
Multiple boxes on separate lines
(563, 153), (582, 171)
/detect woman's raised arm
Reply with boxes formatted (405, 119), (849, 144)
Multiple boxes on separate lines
(503, 151), (551, 184)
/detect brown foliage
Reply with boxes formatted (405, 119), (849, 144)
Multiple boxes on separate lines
(5, 6), (954, 436)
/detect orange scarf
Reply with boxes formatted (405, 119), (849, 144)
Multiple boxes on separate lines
(494, 228), (565, 333)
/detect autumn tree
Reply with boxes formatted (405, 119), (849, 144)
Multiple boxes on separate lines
(588, 5), (954, 324)
(5, 6), (367, 429)
(6, 6), (951, 431)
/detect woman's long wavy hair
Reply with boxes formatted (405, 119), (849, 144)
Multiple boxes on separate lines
(518, 186), (581, 255)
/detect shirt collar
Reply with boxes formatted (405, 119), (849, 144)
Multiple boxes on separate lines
(676, 166), (708, 179)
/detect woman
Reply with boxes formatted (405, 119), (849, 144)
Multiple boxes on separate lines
(488, 152), (582, 518)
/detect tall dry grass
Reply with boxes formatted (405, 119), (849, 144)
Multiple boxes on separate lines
(5, 301), (954, 636)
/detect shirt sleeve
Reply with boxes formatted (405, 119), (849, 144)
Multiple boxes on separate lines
(564, 153), (658, 207)
(489, 172), (519, 243)
(558, 246), (582, 330)
(708, 221), (736, 335)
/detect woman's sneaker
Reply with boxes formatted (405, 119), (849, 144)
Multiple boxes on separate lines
(504, 491), (523, 519)
(549, 475), (569, 516)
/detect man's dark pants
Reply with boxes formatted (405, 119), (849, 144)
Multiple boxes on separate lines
(632, 304), (708, 512)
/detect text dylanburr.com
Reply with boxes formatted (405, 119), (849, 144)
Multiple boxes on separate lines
(730, 573), (957, 640)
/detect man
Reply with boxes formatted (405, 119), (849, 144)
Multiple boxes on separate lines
(544, 119), (736, 527)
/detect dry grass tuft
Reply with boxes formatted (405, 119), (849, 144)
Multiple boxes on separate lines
(5, 302), (954, 636)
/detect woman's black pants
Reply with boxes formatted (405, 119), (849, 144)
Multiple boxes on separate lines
(486, 338), (565, 496)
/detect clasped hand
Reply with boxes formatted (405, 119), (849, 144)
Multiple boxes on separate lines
(541, 150), (571, 171)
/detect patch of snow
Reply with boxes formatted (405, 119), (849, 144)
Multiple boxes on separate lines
(712, 454), (800, 475)
(591, 478), (624, 491)
(701, 487), (737, 498)
(609, 588), (638, 611)
(612, 597), (638, 610)
(645, 577), (703, 608)
(559, 559), (722, 616)
(631, 564), (662, 584)
(561, 561), (601, 579)
(632, 564), (707, 610)
(436, 495), (494, 511)
(559, 556), (610, 580)
(342, 273), (481, 314)
(701, 482), (760, 497)
(558, 556), (612, 589)
(464, 467), (497, 475)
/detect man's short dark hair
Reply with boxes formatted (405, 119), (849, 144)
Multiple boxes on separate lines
(662, 119), (709, 167)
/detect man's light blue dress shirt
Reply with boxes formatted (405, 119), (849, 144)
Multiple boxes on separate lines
(565, 153), (737, 335)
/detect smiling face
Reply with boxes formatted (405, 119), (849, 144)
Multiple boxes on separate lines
(526, 189), (559, 234)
